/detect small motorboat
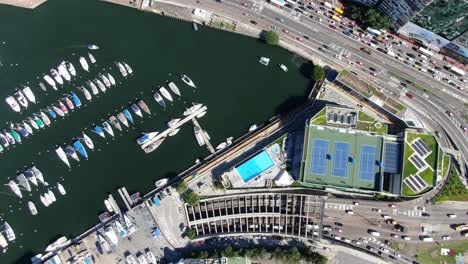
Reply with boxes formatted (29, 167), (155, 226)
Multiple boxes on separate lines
(8, 180), (22, 198)
(79, 56), (89, 72)
(167, 118), (180, 128)
(216, 142), (227, 150)
(115, 62), (127, 77)
(78, 86), (92, 101)
(17, 173), (31, 191)
(64, 97), (74, 110)
(39, 82), (47, 91)
(159, 87), (173, 102)
(43, 74), (57, 89)
(45, 236), (68, 252)
(28, 201), (38, 215)
(58, 63), (71, 81)
(23, 121), (33, 134)
(47, 189), (56, 202)
(47, 107), (57, 119)
(153, 92), (166, 108)
(4, 222), (16, 241)
(10, 129), (21, 143)
(0, 133), (9, 147)
(31, 166), (45, 185)
(95, 78), (106, 93)
(123, 62), (133, 74)
(155, 178), (168, 188)
(117, 112), (129, 128)
(100, 74), (111, 87)
(143, 138), (165, 154)
(73, 140), (88, 159)
(64, 145), (80, 162)
(33, 116), (45, 128)
(102, 121), (114, 137)
(196, 111), (207, 118)
(39, 112), (51, 126)
(6, 96), (21, 112)
(123, 109), (134, 125)
(249, 124), (258, 131)
(67, 62), (76, 76)
(107, 73), (116, 86)
(104, 199), (114, 212)
(194, 125), (205, 146)
(14, 90), (28, 108)
(4, 132), (15, 145)
(137, 100), (151, 115)
(24, 169), (38, 186)
(130, 104), (142, 118)
(59, 101), (69, 114)
(93, 125), (106, 139)
(82, 132), (94, 149)
(109, 116), (122, 131)
(50, 68), (64, 85)
(137, 132), (158, 145)
(16, 125), (29, 138)
(57, 183), (66, 195)
(22, 86), (36, 103)
(181, 74), (196, 88)
(88, 44), (99, 50)
(168, 82), (181, 96)
(40, 194), (50, 207)
(88, 80), (99, 95)
(279, 64), (288, 72)
(44, 192), (53, 204)
(88, 53), (96, 63)
(53, 104), (65, 117)
(70, 92), (82, 107)
(259, 57), (270, 66)
(55, 146), (71, 168)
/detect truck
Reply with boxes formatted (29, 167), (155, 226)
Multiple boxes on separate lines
(360, 47), (372, 55)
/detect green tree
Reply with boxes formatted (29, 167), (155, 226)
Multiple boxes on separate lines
(187, 228), (197, 240)
(185, 192), (200, 206)
(288, 247), (302, 263)
(223, 245), (238, 257)
(176, 181), (188, 194)
(213, 180), (224, 190)
(311, 64), (326, 81)
(199, 251), (209, 259)
(265, 30), (280, 45)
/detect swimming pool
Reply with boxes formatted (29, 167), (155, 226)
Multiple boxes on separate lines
(236, 150), (275, 183)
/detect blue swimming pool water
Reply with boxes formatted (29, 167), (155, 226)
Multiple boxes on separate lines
(236, 151), (275, 183)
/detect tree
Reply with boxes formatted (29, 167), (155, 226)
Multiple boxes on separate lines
(176, 181), (188, 194)
(185, 192), (200, 206)
(311, 64), (326, 81)
(265, 30), (280, 45)
(288, 247), (302, 263)
(199, 251), (209, 259)
(213, 180), (224, 190)
(187, 228), (197, 240)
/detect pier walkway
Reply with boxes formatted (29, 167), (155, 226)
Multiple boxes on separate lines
(192, 118), (215, 154)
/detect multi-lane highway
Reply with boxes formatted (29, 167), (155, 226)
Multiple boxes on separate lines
(184, 0), (468, 174)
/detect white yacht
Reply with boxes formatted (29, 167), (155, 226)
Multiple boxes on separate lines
(17, 173), (31, 192)
(0, 232), (8, 248)
(50, 68), (64, 85)
(193, 125), (205, 146)
(79, 56), (89, 72)
(14, 90), (28, 108)
(168, 82), (181, 96)
(40, 194), (50, 207)
(259, 57), (270, 66)
(82, 132), (94, 149)
(154, 178), (168, 188)
(98, 233), (111, 253)
(88, 53), (96, 64)
(123, 62), (133, 74)
(57, 183), (66, 195)
(159, 87), (173, 102)
(4, 222), (15, 241)
(279, 64), (288, 72)
(180, 74), (196, 88)
(45, 236), (68, 252)
(67, 62), (76, 76)
(137, 255), (148, 264)
(22, 86), (36, 103)
(126, 255), (138, 264)
(95, 78), (106, 92)
(167, 118), (180, 128)
(100, 74), (111, 87)
(104, 199), (114, 212)
(43, 74), (57, 89)
(104, 226), (119, 245)
(28, 201), (38, 215)
(44, 192), (53, 205)
(107, 73), (116, 86)
(48, 189), (57, 202)
(146, 250), (157, 264)
(116, 62), (127, 77)
(88, 80), (99, 95)
(58, 63), (71, 81)
(8, 180), (22, 198)
(55, 146), (71, 168)
(31, 166), (45, 185)
(6, 96), (21, 112)
(79, 86), (92, 101)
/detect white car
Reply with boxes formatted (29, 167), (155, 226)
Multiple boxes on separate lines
(447, 214), (457, 218)
(442, 235), (451, 240)
(390, 234), (399, 238)
(353, 240), (362, 245)
(402, 236), (411, 240)
(346, 210), (354, 215)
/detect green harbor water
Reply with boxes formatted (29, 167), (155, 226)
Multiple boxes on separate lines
(0, 0), (310, 262)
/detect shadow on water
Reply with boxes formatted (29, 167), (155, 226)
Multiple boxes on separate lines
(273, 96), (306, 115)
(15, 251), (35, 264)
(299, 61), (313, 80)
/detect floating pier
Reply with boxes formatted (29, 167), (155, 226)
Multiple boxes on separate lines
(118, 188), (132, 210)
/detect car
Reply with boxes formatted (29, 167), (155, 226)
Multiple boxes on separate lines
(242, 12), (249, 16)
(303, 35), (310, 40)
(461, 126), (467, 132)
(282, 29), (289, 34)
(345, 210), (354, 215)
(367, 245), (374, 252)
(421, 212), (430, 217)
(401, 235), (411, 240)
(329, 25), (336, 29)
(447, 213), (457, 218)
(334, 222), (343, 226)
(359, 238), (369, 243)
(421, 226), (428, 233)
(391, 234), (399, 238)
(250, 20), (257, 25)
(429, 60), (436, 65)
(241, 2), (248, 7)
(388, 204), (397, 208)
(271, 26), (278, 30)
(196, 240), (205, 245)
(442, 235), (451, 240)
(372, 208), (381, 212)
(356, 61), (363, 65)
(323, 246), (331, 251)
(348, 61), (355, 65)
(276, 17), (284, 22)
(369, 72), (377, 77)
(296, 37), (303, 42)
(353, 240), (361, 245)
(343, 238), (351, 243)
(285, 3), (294, 9)
(335, 227), (343, 233)
(342, 53), (350, 58)
(380, 247), (390, 253)
(446, 111), (453, 117)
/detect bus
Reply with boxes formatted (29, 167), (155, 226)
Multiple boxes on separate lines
(450, 66), (465, 76)
(455, 224), (468, 231)
(367, 27), (383, 37)
(270, 0), (286, 7)
(418, 47), (434, 57)
(333, 7), (344, 14)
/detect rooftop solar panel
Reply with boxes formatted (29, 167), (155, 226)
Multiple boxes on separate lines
(404, 178), (419, 192)
(410, 155), (425, 169)
(413, 175), (428, 189)
(407, 176), (423, 190)
(416, 139), (430, 153)
(411, 142), (426, 156)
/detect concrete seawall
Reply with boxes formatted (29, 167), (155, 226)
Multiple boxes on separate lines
(0, 0), (47, 9)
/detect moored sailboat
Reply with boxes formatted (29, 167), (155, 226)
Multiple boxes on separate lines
(102, 122), (114, 137)
(168, 82), (181, 96)
(82, 132), (94, 149)
(117, 112), (129, 128)
(159, 87), (173, 102)
(137, 100), (151, 115)
(131, 104), (142, 118)
(153, 92), (166, 108)
(115, 62), (127, 77)
(109, 116), (122, 131)
(57, 183), (66, 195)
(79, 56), (89, 72)
(55, 146), (71, 168)
(93, 125), (106, 139)
(73, 140), (88, 159)
(6, 96), (21, 112)
(64, 145), (80, 162)
(8, 180), (22, 198)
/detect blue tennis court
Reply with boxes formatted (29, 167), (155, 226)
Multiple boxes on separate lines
(332, 142), (350, 177)
(236, 150), (275, 183)
(311, 139), (329, 175)
(360, 145), (377, 181)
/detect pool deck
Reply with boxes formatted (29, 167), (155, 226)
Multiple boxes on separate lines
(0, 0), (47, 9)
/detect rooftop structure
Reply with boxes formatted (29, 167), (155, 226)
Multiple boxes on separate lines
(185, 192), (326, 241)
